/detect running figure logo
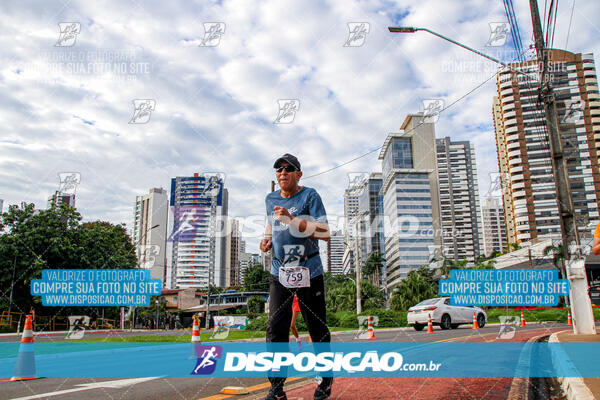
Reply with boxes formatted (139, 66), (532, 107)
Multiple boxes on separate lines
(58, 172), (81, 194)
(344, 23), (370, 47)
(283, 244), (305, 265)
(66, 316), (89, 340)
(191, 345), (223, 375)
(199, 23), (226, 47)
(562, 99), (585, 124)
(274, 99), (300, 124)
(486, 22), (510, 47)
(497, 316), (519, 339)
(168, 207), (205, 242)
(421, 99), (444, 123)
(55, 22), (80, 47)
(129, 99), (156, 124)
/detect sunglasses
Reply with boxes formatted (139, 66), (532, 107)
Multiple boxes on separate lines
(275, 165), (297, 173)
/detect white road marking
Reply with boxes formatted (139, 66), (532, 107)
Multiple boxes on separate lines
(9, 377), (160, 400)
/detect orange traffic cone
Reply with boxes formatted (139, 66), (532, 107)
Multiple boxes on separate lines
(309, 335), (313, 343)
(520, 311), (526, 327)
(366, 316), (376, 339)
(472, 311), (479, 329)
(189, 316), (202, 358)
(191, 316), (201, 344)
(3, 315), (42, 382)
(427, 314), (434, 334)
(567, 309), (572, 326)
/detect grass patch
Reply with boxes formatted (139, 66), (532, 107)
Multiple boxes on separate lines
(78, 330), (266, 343)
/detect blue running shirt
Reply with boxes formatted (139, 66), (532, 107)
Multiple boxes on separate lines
(265, 186), (328, 278)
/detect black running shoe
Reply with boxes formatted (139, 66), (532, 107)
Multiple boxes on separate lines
(314, 377), (333, 400)
(264, 387), (287, 400)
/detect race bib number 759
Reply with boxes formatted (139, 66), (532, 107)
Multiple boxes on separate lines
(279, 266), (310, 288)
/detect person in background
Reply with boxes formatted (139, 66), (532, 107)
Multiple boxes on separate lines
(29, 306), (35, 331)
(290, 295), (301, 344)
(593, 222), (600, 255)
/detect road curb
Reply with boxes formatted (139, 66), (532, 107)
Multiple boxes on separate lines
(0, 329), (160, 338)
(549, 330), (596, 400)
(506, 332), (549, 400)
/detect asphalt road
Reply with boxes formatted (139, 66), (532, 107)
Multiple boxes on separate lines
(0, 322), (570, 400)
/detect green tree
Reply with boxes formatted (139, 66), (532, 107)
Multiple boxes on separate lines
(243, 264), (269, 292)
(0, 203), (137, 314)
(247, 295), (266, 314)
(472, 254), (496, 269)
(209, 284), (224, 294)
(390, 267), (437, 312)
(439, 257), (468, 277)
(543, 244), (565, 271)
(325, 275), (385, 312)
(503, 242), (521, 254)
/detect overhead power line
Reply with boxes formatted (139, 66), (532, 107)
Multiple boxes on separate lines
(565, 0), (576, 49)
(304, 71), (499, 180)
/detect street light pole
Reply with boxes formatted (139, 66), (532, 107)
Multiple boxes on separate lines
(8, 254), (17, 315)
(155, 299), (159, 329)
(388, 27), (527, 76)
(131, 223), (160, 331)
(343, 238), (361, 315)
(528, 0), (595, 335)
(354, 224), (361, 315)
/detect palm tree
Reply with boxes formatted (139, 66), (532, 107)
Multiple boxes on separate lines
(543, 243), (569, 307)
(439, 257), (468, 278)
(363, 252), (385, 286)
(503, 242), (521, 254)
(390, 267), (437, 311)
(543, 244), (565, 271)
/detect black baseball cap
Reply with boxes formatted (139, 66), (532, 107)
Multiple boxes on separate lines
(273, 153), (301, 171)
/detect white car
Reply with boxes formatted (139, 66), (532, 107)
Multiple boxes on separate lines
(407, 297), (487, 331)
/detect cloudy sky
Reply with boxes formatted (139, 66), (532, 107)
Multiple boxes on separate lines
(2, 0), (599, 252)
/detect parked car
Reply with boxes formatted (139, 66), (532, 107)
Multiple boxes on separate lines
(407, 297), (487, 331)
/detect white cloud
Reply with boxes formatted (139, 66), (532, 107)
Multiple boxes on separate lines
(1, 0), (599, 253)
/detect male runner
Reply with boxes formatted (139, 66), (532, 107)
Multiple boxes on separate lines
(260, 154), (333, 400)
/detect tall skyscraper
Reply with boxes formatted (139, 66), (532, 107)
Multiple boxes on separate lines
(0, 199), (3, 214)
(225, 218), (241, 287)
(493, 50), (600, 243)
(481, 197), (507, 256)
(327, 230), (345, 275)
(436, 137), (483, 262)
(343, 187), (360, 243)
(352, 172), (386, 284)
(169, 173), (228, 289)
(379, 114), (442, 290)
(239, 252), (259, 285)
(133, 188), (168, 283)
(47, 191), (75, 210)
(493, 96), (518, 244)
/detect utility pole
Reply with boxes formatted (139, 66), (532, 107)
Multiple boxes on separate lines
(529, 0), (596, 334)
(8, 254), (17, 315)
(206, 244), (212, 330)
(353, 218), (361, 315)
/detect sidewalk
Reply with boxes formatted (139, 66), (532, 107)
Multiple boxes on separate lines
(550, 329), (600, 400)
